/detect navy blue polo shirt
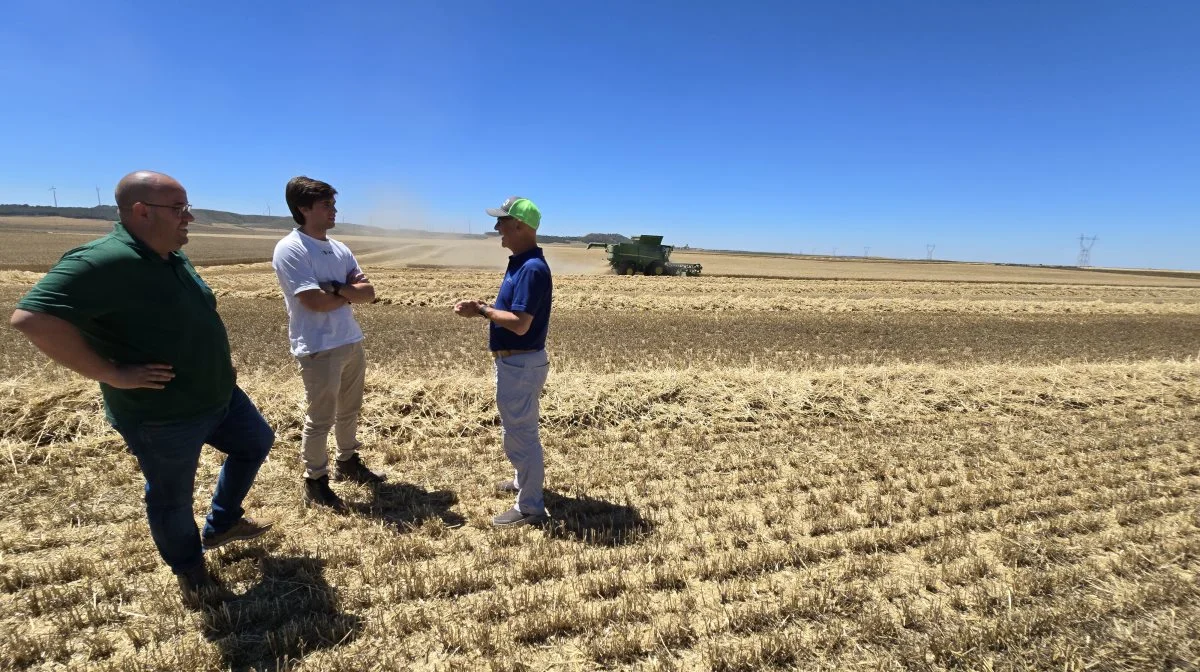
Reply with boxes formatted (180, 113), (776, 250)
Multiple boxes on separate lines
(490, 247), (552, 351)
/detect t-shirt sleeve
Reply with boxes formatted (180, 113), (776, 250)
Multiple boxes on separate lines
(272, 239), (321, 296)
(343, 245), (363, 279)
(509, 265), (549, 314)
(15, 254), (114, 326)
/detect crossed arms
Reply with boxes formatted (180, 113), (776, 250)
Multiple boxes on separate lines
(297, 269), (375, 312)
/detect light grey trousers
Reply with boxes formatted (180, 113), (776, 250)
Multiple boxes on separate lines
(495, 349), (550, 514)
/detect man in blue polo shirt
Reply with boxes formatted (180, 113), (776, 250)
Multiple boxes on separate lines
(454, 196), (552, 528)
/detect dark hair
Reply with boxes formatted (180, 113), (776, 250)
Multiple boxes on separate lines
(285, 176), (337, 227)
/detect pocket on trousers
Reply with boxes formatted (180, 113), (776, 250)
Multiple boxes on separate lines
(497, 359), (527, 385)
(499, 357), (546, 377)
(496, 356), (529, 370)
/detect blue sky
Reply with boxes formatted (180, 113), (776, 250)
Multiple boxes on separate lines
(2, 1), (1197, 269)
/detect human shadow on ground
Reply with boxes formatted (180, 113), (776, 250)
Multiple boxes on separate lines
(541, 489), (654, 546)
(203, 549), (361, 672)
(356, 481), (466, 531)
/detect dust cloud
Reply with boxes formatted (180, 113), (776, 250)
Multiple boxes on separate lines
(339, 234), (612, 275)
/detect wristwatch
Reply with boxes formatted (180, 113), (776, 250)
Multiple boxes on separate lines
(479, 304), (491, 319)
(331, 281), (342, 296)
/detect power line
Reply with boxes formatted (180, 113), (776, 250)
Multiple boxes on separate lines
(1077, 234), (1098, 267)
(926, 244), (935, 260)
(863, 246), (870, 258)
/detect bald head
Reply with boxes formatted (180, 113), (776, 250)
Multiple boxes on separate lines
(113, 170), (193, 258)
(115, 171), (182, 218)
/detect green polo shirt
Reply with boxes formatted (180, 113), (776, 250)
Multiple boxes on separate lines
(16, 222), (235, 425)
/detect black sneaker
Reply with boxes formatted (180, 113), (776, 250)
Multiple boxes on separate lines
(202, 516), (273, 550)
(304, 475), (348, 512)
(176, 565), (233, 609)
(492, 508), (548, 528)
(333, 454), (386, 484)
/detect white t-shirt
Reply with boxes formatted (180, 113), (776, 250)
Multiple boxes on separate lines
(272, 229), (365, 357)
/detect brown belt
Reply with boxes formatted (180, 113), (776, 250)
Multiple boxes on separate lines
(490, 349), (539, 359)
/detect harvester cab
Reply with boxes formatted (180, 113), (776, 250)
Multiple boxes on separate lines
(587, 235), (703, 276)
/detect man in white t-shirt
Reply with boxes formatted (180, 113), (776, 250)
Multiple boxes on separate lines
(272, 176), (383, 511)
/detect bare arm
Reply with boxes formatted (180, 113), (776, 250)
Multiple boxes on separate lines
(338, 282), (374, 303)
(297, 289), (349, 312)
(338, 269), (375, 303)
(302, 270), (374, 310)
(452, 300), (534, 336)
(9, 310), (174, 389)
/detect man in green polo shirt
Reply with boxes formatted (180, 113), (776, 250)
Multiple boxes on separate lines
(9, 170), (275, 607)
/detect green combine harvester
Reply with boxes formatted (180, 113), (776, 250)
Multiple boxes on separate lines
(587, 235), (703, 276)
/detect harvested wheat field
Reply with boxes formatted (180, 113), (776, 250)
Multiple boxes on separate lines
(1, 257), (1198, 671)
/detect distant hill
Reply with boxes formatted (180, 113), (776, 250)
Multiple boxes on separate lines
(0, 204), (634, 244)
(0, 204), (122, 221)
(0, 204), (432, 237)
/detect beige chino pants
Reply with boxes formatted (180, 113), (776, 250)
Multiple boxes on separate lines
(296, 340), (365, 479)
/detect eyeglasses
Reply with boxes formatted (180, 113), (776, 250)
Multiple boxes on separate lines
(142, 202), (192, 217)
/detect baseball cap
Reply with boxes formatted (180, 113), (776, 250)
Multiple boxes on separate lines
(486, 196), (541, 230)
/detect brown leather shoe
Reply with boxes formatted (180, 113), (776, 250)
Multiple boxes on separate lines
(201, 516), (274, 551)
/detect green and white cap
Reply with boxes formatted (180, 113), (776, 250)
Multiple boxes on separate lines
(486, 196), (541, 230)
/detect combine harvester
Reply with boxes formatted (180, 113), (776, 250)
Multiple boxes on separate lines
(587, 235), (703, 276)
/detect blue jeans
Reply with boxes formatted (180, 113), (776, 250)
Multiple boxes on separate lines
(112, 386), (274, 575)
(495, 350), (550, 515)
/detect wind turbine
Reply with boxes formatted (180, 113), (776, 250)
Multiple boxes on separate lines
(49, 186), (57, 207)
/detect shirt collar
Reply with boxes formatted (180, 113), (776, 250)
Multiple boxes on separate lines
(113, 221), (184, 264)
(508, 246), (544, 265)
